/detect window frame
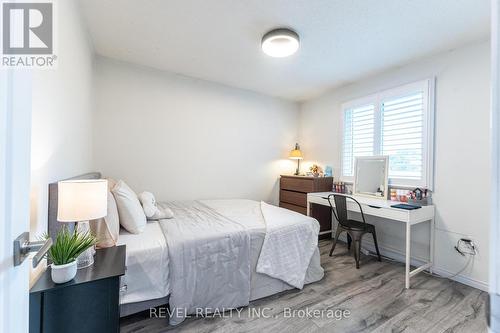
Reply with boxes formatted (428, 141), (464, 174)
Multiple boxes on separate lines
(340, 78), (435, 189)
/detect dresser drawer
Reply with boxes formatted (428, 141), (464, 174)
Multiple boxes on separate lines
(280, 190), (307, 207)
(279, 202), (307, 215)
(280, 177), (314, 192)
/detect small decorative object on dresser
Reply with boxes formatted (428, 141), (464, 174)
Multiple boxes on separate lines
(30, 245), (126, 333)
(279, 175), (333, 238)
(309, 164), (323, 177)
(324, 166), (333, 177)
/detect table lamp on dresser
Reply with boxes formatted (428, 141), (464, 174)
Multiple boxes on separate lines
(57, 179), (108, 269)
(289, 143), (303, 175)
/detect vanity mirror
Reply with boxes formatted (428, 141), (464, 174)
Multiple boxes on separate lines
(353, 156), (389, 199)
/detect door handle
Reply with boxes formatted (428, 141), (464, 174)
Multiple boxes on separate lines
(13, 232), (52, 267)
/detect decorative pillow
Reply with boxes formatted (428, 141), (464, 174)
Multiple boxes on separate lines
(138, 191), (174, 220)
(111, 180), (146, 234)
(106, 178), (117, 191)
(90, 191), (119, 248)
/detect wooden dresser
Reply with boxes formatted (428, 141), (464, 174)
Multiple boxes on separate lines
(279, 175), (333, 238)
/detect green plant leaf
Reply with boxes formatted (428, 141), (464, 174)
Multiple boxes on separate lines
(45, 225), (97, 265)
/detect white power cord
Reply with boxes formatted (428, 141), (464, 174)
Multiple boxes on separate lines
(446, 255), (474, 279)
(445, 238), (477, 278)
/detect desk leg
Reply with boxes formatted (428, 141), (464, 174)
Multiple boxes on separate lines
(405, 223), (411, 289)
(430, 217), (435, 274)
(331, 214), (335, 239)
(306, 200), (311, 216)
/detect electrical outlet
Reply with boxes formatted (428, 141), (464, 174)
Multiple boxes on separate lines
(455, 238), (477, 256)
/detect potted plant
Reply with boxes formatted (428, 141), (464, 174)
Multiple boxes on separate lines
(45, 226), (97, 284)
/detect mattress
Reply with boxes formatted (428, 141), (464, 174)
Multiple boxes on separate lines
(118, 199), (323, 309)
(117, 222), (170, 305)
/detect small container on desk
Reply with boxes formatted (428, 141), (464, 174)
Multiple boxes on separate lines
(333, 181), (350, 194)
(408, 197), (432, 206)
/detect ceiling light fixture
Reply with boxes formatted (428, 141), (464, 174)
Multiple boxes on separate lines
(261, 28), (300, 58)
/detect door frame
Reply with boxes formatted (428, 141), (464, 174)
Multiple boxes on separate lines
(491, 0), (500, 331)
(0, 68), (33, 332)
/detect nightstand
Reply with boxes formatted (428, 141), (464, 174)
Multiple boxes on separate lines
(279, 175), (333, 238)
(29, 245), (126, 333)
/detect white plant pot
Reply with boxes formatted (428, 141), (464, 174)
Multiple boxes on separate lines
(51, 260), (77, 284)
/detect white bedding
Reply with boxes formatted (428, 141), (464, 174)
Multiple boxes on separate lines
(159, 201), (251, 325)
(117, 222), (170, 305)
(117, 199), (324, 324)
(257, 201), (320, 289)
(202, 200), (324, 299)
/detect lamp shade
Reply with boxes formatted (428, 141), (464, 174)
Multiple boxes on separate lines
(57, 179), (108, 222)
(289, 143), (303, 160)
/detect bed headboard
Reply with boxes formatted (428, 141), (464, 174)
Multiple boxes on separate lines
(48, 172), (102, 241)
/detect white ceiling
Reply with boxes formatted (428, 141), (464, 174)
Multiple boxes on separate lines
(79, 0), (490, 102)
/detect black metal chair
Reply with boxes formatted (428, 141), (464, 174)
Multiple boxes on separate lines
(327, 194), (381, 269)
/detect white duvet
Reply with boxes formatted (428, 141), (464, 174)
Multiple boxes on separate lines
(257, 201), (320, 289)
(152, 200), (323, 325)
(158, 201), (251, 326)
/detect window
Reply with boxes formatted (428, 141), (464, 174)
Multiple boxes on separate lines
(342, 104), (375, 177)
(341, 79), (434, 188)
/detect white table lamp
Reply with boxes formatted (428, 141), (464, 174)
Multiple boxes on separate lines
(57, 179), (108, 268)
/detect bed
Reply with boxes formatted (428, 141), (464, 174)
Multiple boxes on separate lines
(48, 173), (324, 325)
(117, 222), (170, 315)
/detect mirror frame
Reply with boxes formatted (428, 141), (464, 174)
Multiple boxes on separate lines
(353, 155), (389, 200)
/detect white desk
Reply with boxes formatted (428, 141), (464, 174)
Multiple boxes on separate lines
(307, 192), (435, 289)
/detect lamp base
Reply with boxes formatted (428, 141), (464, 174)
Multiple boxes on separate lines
(294, 159), (301, 175)
(76, 221), (94, 269)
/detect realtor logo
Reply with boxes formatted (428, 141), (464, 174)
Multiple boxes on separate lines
(1, 1), (57, 67)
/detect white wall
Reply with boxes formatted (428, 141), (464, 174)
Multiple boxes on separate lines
(93, 57), (299, 204)
(30, 0), (94, 251)
(299, 40), (490, 290)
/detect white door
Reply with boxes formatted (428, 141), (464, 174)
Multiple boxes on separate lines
(492, 0), (500, 331)
(0, 68), (33, 332)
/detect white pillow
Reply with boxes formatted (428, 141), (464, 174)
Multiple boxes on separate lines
(111, 180), (146, 234)
(138, 191), (174, 220)
(138, 191), (157, 217)
(90, 191), (120, 248)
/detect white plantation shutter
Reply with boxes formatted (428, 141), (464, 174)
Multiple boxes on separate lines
(342, 104), (375, 177)
(381, 92), (424, 180)
(341, 79), (434, 188)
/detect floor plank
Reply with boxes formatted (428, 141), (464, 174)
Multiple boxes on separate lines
(120, 240), (488, 333)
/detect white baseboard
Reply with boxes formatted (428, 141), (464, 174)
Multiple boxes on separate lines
(336, 234), (488, 292)
(430, 267), (489, 292)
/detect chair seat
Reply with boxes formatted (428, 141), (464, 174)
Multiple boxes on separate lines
(341, 219), (374, 231)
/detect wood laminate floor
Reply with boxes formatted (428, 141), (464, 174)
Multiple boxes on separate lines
(120, 240), (488, 333)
